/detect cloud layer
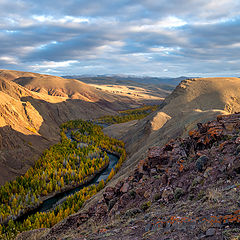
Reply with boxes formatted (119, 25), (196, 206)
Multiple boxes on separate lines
(0, 0), (240, 77)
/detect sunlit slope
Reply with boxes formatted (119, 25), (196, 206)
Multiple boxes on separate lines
(0, 69), (150, 103)
(163, 77), (240, 115)
(104, 77), (240, 173)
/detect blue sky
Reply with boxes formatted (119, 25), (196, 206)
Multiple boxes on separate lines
(0, 0), (240, 77)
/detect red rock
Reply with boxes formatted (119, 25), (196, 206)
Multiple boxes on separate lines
(161, 174), (168, 187)
(103, 187), (116, 202)
(235, 137), (240, 144)
(95, 203), (108, 217)
(135, 187), (145, 197)
(137, 159), (149, 174)
(119, 193), (131, 207)
(115, 181), (123, 193)
(120, 182), (129, 193)
(148, 146), (161, 157)
(138, 178), (144, 184)
(148, 147), (169, 167)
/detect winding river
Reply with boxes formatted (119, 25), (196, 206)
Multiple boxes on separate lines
(16, 128), (119, 223)
(37, 152), (118, 212)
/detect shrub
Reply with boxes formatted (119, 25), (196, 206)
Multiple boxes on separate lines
(174, 188), (184, 200)
(154, 193), (161, 201)
(141, 201), (151, 211)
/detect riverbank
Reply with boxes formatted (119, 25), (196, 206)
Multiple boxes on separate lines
(10, 159), (111, 225)
(2, 129), (121, 226)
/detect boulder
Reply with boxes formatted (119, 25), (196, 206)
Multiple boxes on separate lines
(161, 174), (168, 187)
(206, 228), (216, 236)
(103, 187), (116, 202)
(115, 181), (124, 193)
(124, 208), (142, 218)
(174, 188), (184, 200)
(137, 159), (149, 174)
(108, 198), (117, 210)
(162, 187), (174, 202)
(196, 155), (209, 172)
(78, 213), (89, 223)
(148, 146), (169, 167)
(120, 182), (129, 193)
(119, 193), (131, 207)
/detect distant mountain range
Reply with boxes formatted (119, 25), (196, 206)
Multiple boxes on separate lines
(62, 75), (194, 86)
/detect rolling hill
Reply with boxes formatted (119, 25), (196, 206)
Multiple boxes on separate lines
(63, 75), (181, 103)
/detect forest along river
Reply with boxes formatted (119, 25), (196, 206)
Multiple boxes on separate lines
(17, 128), (119, 222)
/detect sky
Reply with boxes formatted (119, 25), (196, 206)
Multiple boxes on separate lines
(0, 0), (240, 77)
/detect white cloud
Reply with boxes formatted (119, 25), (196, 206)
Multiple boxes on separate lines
(0, 56), (18, 64)
(30, 60), (78, 71)
(150, 46), (181, 55)
(32, 15), (90, 24)
(0, 0), (240, 77)
(131, 16), (187, 32)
